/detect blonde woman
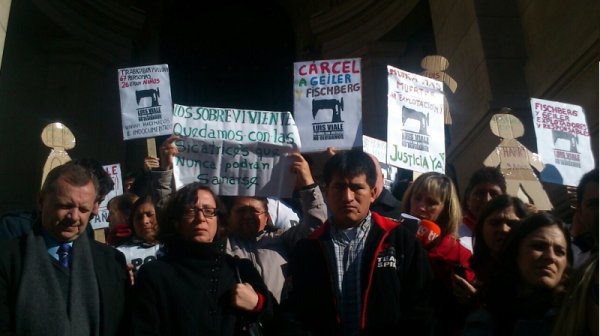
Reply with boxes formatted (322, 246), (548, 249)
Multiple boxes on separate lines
(401, 172), (474, 335)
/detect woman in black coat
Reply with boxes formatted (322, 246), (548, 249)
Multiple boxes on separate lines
(131, 183), (274, 335)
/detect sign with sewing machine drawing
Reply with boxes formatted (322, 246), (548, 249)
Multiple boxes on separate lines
(530, 98), (594, 186)
(91, 164), (123, 230)
(293, 58), (362, 152)
(118, 64), (173, 140)
(171, 104), (301, 197)
(387, 66), (445, 173)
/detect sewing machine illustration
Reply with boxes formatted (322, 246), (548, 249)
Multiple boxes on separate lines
(312, 97), (344, 123)
(552, 129), (578, 153)
(136, 88), (161, 107)
(402, 106), (429, 135)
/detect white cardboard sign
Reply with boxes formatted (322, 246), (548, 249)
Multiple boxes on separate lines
(293, 58), (362, 152)
(530, 98), (595, 186)
(118, 64), (173, 140)
(386, 66), (445, 173)
(171, 105), (301, 197)
(362, 135), (398, 190)
(90, 163), (123, 230)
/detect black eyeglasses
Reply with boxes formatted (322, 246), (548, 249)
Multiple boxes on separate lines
(182, 207), (218, 219)
(233, 206), (267, 216)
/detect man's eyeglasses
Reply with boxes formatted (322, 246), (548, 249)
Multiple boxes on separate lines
(233, 206), (267, 216)
(183, 207), (218, 219)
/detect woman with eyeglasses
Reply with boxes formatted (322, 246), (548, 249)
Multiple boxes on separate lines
(130, 183), (275, 335)
(224, 152), (328, 303)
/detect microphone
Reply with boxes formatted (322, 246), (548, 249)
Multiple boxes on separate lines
(416, 219), (441, 248)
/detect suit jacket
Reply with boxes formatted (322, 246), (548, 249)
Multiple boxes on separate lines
(0, 227), (130, 335)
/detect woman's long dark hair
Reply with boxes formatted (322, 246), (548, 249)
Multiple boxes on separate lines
(481, 212), (572, 333)
(470, 195), (530, 274)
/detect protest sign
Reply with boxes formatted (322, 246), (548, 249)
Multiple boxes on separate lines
(40, 122), (75, 188)
(484, 109), (552, 210)
(420, 55), (457, 125)
(293, 58), (362, 152)
(171, 105), (301, 197)
(118, 64), (173, 140)
(91, 163), (123, 229)
(530, 98), (595, 186)
(387, 66), (445, 173)
(362, 135), (398, 190)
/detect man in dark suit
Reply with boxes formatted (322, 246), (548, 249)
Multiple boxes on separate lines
(0, 162), (130, 335)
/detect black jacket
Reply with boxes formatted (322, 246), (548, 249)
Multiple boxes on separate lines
(0, 226), (131, 335)
(131, 239), (275, 336)
(279, 212), (434, 335)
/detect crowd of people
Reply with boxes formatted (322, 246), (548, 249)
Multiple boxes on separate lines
(0, 138), (597, 336)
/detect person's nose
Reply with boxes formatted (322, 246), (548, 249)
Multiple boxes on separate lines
(196, 210), (208, 222)
(541, 247), (558, 263)
(415, 200), (426, 213)
(499, 222), (511, 234)
(342, 187), (354, 202)
(66, 208), (82, 223)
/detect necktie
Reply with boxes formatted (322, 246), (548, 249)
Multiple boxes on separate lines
(57, 243), (72, 268)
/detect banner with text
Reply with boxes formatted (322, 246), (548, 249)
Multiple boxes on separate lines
(530, 98), (594, 186)
(91, 163), (123, 230)
(387, 66), (445, 173)
(118, 64), (173, 140)
(293, 58), (362, 152)
(172, 105), (301, 197)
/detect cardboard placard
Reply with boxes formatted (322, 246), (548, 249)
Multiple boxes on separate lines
(293, 58), (362, 152)
(118, 64), (173, 140)
(530, 98), (595, 186)
(420, 55), (457, 125)
(171, 105), (301, 197)
(40, 122), (75, 187)
(386, 66), (445, 173)
(484, 110), (553, 210)
(362, 135), (398, 190)
(90, 163), (123, 229)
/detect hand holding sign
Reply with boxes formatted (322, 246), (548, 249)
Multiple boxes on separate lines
(160, 135), (180, 171)
(289, 152), (315, 188)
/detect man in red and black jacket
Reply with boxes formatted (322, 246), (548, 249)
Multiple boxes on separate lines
(279, 150), (433, 336)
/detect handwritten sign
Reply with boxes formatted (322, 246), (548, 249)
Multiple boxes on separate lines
(293, 58), (362, 152)
(172, 105), (301, 197)
(90, 163), (123, 229)
(530, 98), (595, 186)
(387, 66), (445, 173)
(118, 64), (173, 140)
